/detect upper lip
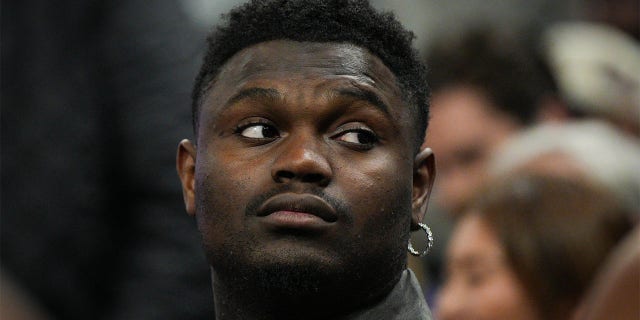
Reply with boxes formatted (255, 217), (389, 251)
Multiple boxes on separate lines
(257, 193), (338, 223)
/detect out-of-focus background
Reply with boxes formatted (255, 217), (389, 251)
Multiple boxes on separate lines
(2, 0), (638, 319)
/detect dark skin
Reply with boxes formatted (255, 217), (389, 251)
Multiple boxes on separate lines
(177, 40), (435, 320)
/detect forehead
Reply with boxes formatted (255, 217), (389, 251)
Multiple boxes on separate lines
(216, 40), (399, 87)
(203, 40), (405, 113)
(449, 214), (503, 262)
(426, 86), (519, 161)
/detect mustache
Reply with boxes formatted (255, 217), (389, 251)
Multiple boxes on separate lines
(245, 185), (352, 222)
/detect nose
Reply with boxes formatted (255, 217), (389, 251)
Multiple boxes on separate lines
(271, 132), (332, 187)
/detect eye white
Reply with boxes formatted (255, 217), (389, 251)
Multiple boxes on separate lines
(338, 132), (362, 144)
(240, 125), (268, 138)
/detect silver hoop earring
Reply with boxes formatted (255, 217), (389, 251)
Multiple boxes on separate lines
(408, 222), (434, 257)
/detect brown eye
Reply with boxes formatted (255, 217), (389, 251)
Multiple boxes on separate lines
(334, 129), (378, 149)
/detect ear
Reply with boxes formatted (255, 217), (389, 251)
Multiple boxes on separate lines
(411, 147), (436, 231)
(177, 139), (197, 216)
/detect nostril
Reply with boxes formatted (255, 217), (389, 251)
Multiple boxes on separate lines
(302, 173), (326, 184)
(275, 170), (295, 182)
(273, 170), (329, 186)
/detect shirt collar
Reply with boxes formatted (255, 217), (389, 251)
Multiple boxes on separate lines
(345, 269), (433, 320)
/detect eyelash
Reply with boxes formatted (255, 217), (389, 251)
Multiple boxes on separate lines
(332, 127), (379, 150)
(233, 120), (280, 139)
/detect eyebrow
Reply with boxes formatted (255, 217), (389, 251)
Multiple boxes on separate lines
(223, 86), (390, 116)
(225, 87), (281, 110)
(332, 87), (390, 115)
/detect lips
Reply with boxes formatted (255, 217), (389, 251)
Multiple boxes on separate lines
(257, 193), (338, 223)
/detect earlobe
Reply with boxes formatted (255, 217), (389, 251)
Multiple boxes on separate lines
(177, 139), (197, 216)
(411, 147), (436, 230)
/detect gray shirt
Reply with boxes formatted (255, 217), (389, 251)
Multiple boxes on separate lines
(346, 269), (433, 320)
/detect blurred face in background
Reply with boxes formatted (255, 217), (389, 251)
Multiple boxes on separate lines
(424, 86), (519, 216)
(436, 213), (539, 320)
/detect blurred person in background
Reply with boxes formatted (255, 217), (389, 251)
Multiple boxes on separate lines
(1, 1), (214, 318)
(491, 120), (640, 218)
(584, 0), (639, 40)
(576, 223), (640, 320)
(423, 28), (567, 219)
(415, 29), (568, 301)
(436, 174), (633, 320)
(542, 21), (640, 136)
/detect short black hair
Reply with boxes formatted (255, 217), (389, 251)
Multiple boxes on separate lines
(192, 0), (429, 150)
(426, 28), (555, 125)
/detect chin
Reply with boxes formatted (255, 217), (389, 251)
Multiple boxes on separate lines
(219, 251), (345, 300)
(247, 241), (349, 285)
(222, 238), (402, 297)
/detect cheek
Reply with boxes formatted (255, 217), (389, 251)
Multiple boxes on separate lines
(336, 153), (414, 233)
(438, 273), (536, 320)
(474, 271), (538, 320)
(193, 153), (263, 239)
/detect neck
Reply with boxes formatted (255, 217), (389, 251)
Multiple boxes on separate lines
(211, 269), (403, 320)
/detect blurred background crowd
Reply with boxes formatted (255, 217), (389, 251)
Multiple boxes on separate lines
(2, 0), (638, 319)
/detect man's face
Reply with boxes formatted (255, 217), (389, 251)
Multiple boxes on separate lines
(424, 86), (519, 216)
(178, 40), (433, 298)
